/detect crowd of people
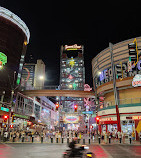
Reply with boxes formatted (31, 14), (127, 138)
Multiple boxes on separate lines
(1, 129), (97, 143)
(0, 128), (139, 144)
(99, 130), (136, 144)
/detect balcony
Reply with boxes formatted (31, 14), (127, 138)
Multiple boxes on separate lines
(100, 97), (141, 109)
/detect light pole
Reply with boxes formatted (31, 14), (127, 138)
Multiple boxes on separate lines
(109, 42), (121, 132)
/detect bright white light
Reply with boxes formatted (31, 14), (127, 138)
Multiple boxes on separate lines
(39, 76), (44, 80)
(98, 71), (102, 75)
(68, 84), (72, 88)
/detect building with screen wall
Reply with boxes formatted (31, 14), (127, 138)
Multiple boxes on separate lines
(59, 44), (85, 129)
(92, 37), (141, 140)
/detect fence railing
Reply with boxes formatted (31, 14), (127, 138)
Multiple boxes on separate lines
(102, 97), (141, 108)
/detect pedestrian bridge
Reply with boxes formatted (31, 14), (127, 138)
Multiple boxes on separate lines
(22, 89), (95, 98)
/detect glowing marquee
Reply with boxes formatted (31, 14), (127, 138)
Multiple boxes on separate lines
(64, 44), (82, 50)
(63, 115), (80, 123)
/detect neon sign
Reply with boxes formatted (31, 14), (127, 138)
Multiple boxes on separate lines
(132, 74), (141, 87)
(64, 44), (82, 50)
(63, 115), (79, 123)
(0, 52), (7, 69)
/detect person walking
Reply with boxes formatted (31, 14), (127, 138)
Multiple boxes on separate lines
(132, 130), (135, 143)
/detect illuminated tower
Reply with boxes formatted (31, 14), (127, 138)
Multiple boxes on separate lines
(60, 44), (85, 113)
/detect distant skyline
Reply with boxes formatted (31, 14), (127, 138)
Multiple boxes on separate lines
(1, 1), (141, 87)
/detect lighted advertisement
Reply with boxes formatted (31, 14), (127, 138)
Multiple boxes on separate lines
(63, 115), (80, 124)
(95, 60), (141, 88)
(132, 74), (141, 87)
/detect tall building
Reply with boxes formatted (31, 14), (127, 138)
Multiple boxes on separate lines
(60, 44), (85, 123)
(21, 59), (45, 90)
(34, 59), (45, 89)
(0, 7), (30, 102)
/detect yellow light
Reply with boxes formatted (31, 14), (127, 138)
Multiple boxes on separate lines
(86, 154), (92, 157)
(24, 41), (27, 45)
(69, 84), (72, 88)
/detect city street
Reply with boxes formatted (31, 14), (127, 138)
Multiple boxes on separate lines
(0, 143), (141, 158)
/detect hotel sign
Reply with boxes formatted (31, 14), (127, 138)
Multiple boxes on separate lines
(132, 74), (141, 87)
(64, 44), (82, 50)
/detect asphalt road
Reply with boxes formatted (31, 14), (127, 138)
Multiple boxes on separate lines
(1, 143), (141, 158)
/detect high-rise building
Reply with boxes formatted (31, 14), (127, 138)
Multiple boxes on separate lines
(60, 44), (85, 113)
(34, 59), (45, 89)
(21, 59), (45, 89)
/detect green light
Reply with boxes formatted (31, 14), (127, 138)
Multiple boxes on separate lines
(73, 82), (77, 90)
(1, 107), (9, 112)
(0, 52), (7, 65)
(16, 78), (20, 85)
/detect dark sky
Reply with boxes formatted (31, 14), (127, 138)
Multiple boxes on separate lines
(1, 1), (141, 87)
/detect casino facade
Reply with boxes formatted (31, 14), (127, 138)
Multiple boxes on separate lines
(0, 7), (30, 101)
(92, 37), (141, 140)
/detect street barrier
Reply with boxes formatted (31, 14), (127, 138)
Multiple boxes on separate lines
(22, 137), (24, 142)
(129, 136), (132, 144)
(51, 137), (53, 143)
(32, 136), (34, 143)
(83, 139), (85, 144)
(41, 136), (43, 143)
(109, 136), (111, 144)
(56, 138), (58, 143)
(89, 138), (90, 144)
(98, 136), (101, 144)
(119, 137), (122, 144)
(62, 137), (64, 143)
(67, 137), (69, 144)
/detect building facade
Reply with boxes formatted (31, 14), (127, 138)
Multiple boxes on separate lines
(21, 59), (45, 90)
(0, 7), (30, 102)
(15, 92), (58, 129)
(92, 37), (141, 140)
(59, 44), (85, 130)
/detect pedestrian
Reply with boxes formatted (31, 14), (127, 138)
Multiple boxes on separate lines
(132, 130), (135, 143)
(121, 131), (125, 144)
(4, 131), (8, 142)
(104, 132), (108, 144)
(101, 132), (104, 143)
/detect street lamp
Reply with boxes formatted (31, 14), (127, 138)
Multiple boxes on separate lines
(39, 75), (44, 80)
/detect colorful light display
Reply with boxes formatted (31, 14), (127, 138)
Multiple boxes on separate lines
(0, 52), (7, 69)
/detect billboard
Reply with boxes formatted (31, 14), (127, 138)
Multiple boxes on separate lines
(63, 115), (80, 124)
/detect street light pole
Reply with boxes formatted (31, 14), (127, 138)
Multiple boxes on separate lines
(109, 42), (121, 132)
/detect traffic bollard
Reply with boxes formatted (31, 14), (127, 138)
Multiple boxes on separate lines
(83, 139), (85, 144)
(51, 137), (53, 143)
(78, 139), (80, 144)
(32, 136), (34, 143)
(13, 137), (15, 142)
(88, 138), (91, 144)
(67, 137), (69, 144)
(62, 137), (64, 143)
(41, 136), (43, 143)
(56, 138), (58, 143)
(98, 136), (101, 144)
(22, 137), (24, 142)
(119, 137), (122, 144)
(109, 136), (111, 144)
(129, 136), (132, 144)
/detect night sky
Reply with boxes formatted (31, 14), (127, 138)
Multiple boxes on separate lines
(1, 1), (141, 87)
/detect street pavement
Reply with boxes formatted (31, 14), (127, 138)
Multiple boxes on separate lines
(0, 143), (141, 158)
